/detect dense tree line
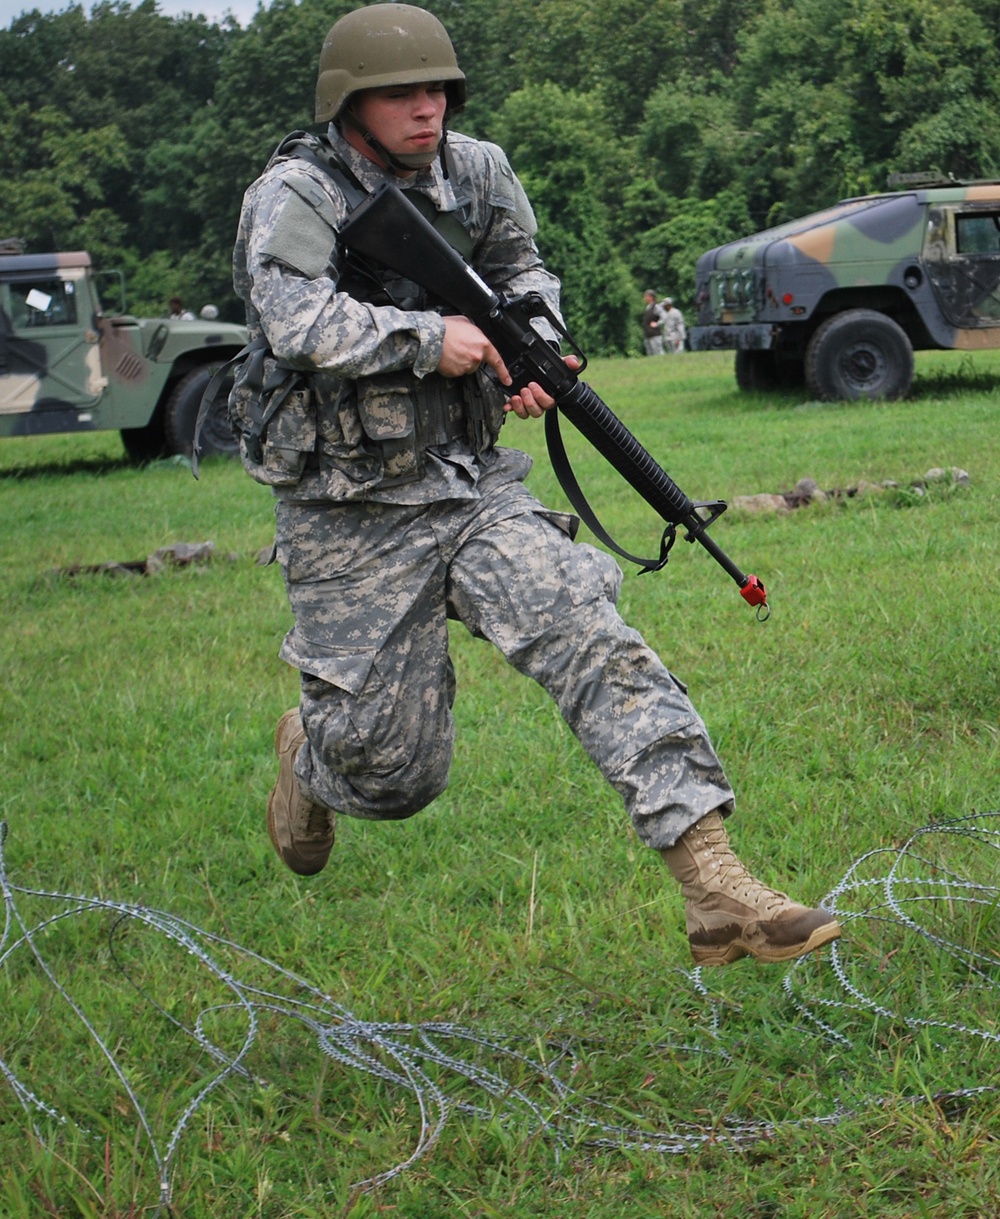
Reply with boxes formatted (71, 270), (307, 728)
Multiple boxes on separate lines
(2, 0), (999, 352)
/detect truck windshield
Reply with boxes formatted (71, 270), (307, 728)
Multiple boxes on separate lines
(10, 278), (79, 328)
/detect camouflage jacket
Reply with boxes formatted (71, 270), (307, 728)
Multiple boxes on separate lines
(231, 126), (562, 504)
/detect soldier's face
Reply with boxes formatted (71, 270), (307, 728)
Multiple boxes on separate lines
(348, 83), (447, 170)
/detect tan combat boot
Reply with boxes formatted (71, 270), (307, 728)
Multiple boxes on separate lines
(660, 811), (840, 967)
(266, 708), (335, 876)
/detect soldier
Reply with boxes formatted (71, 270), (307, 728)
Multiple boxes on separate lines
(660, 297), (687, 354)
(168, 296), (195, 321)
(232, 3), (840, 968)
(642, 289), (666, 356)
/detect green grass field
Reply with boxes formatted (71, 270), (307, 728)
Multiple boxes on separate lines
(1, 349), (998, 1217)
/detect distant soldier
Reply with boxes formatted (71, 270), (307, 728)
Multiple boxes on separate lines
(642, 289), (666, 356)
(661, 297), (687, 353)
(168, 296), (195, 320)
(231, 3), (840, 968)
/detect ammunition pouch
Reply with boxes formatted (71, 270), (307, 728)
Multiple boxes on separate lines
(219, 337), (504, 495)
(223, 339), (317, 488)
(336, 366), (500, 490)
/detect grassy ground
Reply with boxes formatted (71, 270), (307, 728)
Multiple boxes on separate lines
(0, 349), (998, 1217)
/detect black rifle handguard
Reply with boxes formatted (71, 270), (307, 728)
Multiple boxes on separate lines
(339, 183), (768, 614)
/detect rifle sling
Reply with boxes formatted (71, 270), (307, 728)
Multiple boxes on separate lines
(544, 407), (672, 574)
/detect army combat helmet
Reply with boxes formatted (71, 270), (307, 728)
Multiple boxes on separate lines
(315, 4), (466, 171)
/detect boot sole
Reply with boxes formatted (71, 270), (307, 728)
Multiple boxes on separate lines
(691, 918), (841, 968)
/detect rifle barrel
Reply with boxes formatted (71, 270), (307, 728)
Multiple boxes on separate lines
(557, 380), (694, 524)
(556, 380), (765, 604)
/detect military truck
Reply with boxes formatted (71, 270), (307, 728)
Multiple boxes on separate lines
(688, 176), (1000, 400)
(0, 244), (247, 462)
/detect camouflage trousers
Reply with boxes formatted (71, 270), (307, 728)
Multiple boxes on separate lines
(274, 462), (733, 851)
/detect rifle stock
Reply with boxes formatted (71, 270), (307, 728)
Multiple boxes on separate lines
(339, 183), (768, 613)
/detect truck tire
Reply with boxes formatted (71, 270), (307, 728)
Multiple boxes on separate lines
(735, 350), (777, 391)
(120, 415), (168, 464)
(164, 365), (238, 460)
(805, 310), (914, 401)
(735, 349), (806, 392)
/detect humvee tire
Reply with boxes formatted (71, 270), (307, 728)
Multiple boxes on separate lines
(121, 415), (168, 464)
(735, 350), (779, 392)
(805, 309), (914, 401)
(164, 365), (238, 460)
(735, 349), (806, 392)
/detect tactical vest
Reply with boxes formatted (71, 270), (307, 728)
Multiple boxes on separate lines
(227, 131), (507, 495)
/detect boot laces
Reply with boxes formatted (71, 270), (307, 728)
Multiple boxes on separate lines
(701, 826), (786, 912)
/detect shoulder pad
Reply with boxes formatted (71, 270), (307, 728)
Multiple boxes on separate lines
(281, 167), (343, 230)
(257, 168), (341, 280)
(480, 140), (538, 237)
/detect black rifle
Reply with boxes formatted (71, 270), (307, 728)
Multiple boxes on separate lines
(339, 183), (768, 615)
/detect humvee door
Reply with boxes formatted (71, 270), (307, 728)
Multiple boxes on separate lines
(923, 203), (1000, 336)
(0, 268), (103, 432)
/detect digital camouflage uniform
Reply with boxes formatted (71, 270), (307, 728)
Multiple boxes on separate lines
(661, 303), (687, 355)
(233, 125), (734, 852)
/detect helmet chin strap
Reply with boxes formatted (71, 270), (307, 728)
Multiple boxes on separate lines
(341, 109), (442, 174)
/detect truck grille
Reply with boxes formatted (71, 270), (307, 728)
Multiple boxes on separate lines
(712, 269), (756, 310)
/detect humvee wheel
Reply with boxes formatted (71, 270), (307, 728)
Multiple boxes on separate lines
(735, 350), (779, 391)
(120, 417), (168, 464)
(164, 365), (238, 459)
(735, 349), (806, 392)
(805, 309), (914, 401)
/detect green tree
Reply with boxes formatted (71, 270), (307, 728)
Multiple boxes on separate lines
(500, 0), (687, 135)
(0, 101), (130, 251)
(0, 0), (242, 308)
(722, 0), (1000, 221)
(638, 73), (748, 201)
(492, 83), (639, 355)
(621, 181), (751, 307)
(184, 0), (355, 315)
(725, 0), (869, 221)
(5, 0), (1000, 349)
(846, 0), (1000, 179)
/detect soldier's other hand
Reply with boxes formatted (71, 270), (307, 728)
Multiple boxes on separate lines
(438, 315), (511, 383)
(505, 355), (580, 419)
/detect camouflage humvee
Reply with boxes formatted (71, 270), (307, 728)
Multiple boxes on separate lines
(0, 245), (247, 461)
(688, 176), (1000, 399)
